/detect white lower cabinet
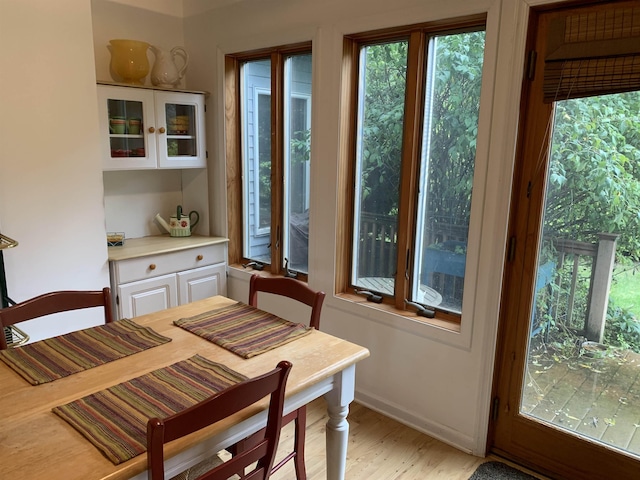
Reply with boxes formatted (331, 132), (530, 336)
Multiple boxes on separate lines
(118, 273), (178, 319)
(110, 242), (227, 320)
(177, 263), (226, 305)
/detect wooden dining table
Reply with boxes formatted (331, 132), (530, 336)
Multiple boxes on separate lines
(0, 295), (370, 480)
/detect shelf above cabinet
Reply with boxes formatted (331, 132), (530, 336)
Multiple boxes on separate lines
(97, 80), (209, 96)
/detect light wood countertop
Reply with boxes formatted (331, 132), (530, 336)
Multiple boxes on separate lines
(107, 235), (229, 261)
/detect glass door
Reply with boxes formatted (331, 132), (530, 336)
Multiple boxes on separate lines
(492, 2), (640, 478)
(522, 90), (640, 458)
(155, 91), (206, 169)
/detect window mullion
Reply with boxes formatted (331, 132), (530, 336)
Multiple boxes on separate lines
(225, 56), (243, 265)
(336, 38), (360, 293)
(270, 52), (284, 275)
(394, 31), (426, 310)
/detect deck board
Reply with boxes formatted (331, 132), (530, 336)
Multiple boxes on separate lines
(524, 348), (640, 456)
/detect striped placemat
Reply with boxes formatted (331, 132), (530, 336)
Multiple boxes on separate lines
(52, 355), (247, 465)
(174, 302), (312, 358)
(0, 319), (172, 385)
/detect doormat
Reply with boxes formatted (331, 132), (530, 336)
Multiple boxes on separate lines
(469, 461), (539, 480)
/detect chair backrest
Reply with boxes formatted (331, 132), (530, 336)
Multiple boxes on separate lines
(147, 360), (292, 480)
(248, 274), (325, 330)
(0, 288), (113, 349)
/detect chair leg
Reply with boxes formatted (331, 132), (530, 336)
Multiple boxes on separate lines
(293, 405), (307, 480)
(230, 407), (307, 479)
(228, 432), (263, 480)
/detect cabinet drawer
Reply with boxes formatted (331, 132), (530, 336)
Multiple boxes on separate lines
(114, 245), (225, 284)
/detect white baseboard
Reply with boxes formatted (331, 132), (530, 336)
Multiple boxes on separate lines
(354, 388), (480, 456)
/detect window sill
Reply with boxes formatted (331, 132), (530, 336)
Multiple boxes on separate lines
(229, 265), (468, 346)
(228, 263), (308, 282)
(230, 264), (461, 333)
(335, 291), (461, 334)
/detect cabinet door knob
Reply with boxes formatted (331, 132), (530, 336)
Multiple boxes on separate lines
(158, 127), (166, 134)
(149, 264), (156, 270)
(148, 126), (155, 133)
(196, 254), (204, 261)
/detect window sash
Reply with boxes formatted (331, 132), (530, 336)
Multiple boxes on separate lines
(283, 92), (312, 273)
(254, 88), (272, 236)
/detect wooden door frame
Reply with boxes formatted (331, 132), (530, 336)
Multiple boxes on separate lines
(489, 1), (640, 478)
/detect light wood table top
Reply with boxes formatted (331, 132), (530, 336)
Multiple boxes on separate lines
(0, 296), (369, 480)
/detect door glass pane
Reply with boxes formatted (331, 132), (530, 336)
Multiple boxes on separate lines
(414, 30), (485, 314)
(165, 103), (197, 157)
(241, 58), (272, 264)
(107, 98), (146, 158)
(351, 41), (407, 294)
(523, 91), (640, 458)
(283, 53), (312, 274)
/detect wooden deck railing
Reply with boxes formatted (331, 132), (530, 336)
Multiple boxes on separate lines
(356, 213), (618, 339)
(542, 233), (619, 342)
(356, 213), (398, 278)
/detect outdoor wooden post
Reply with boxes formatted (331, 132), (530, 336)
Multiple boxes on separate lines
(586, 233), (619, 343)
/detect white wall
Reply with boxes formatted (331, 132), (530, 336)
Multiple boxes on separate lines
(181, 0), (534, 456)
(0, 0), (110, 341)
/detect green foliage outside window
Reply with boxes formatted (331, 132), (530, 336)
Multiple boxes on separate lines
(358, 32), (485, 228)
(545, 92), (640, 262)
(533, 91), (640, 353)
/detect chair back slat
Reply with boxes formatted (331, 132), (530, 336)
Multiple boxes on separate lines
(0, 288), (113, 349)
(147, 360), (292, 480)
(248, 275), (325, 329)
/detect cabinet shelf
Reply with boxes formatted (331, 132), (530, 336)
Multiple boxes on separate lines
(109, 134), (145, 139)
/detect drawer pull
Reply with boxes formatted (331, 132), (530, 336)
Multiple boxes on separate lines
(149, 264), (157, 270)
(196, 254), (204, 261)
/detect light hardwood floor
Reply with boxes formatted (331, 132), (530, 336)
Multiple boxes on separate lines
(268, 397), (548, 480)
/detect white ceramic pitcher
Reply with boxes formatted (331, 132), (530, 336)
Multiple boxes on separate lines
(150, 45), (189, 88)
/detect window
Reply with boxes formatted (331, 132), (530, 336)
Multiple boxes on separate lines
(341, 17), (486, 322)
(226, 44), (312, 277)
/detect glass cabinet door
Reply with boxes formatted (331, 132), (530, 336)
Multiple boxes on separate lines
(155, 92), (206, 168)
(98, 85), (157, 170)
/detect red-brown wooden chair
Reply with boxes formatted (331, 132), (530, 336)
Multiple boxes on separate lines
(230, 274), (325, 480)
(0, 288), (113, 349)
(146, 360), (292, 480)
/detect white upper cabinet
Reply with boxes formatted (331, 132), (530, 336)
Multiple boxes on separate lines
(97, 84), (206, 170)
